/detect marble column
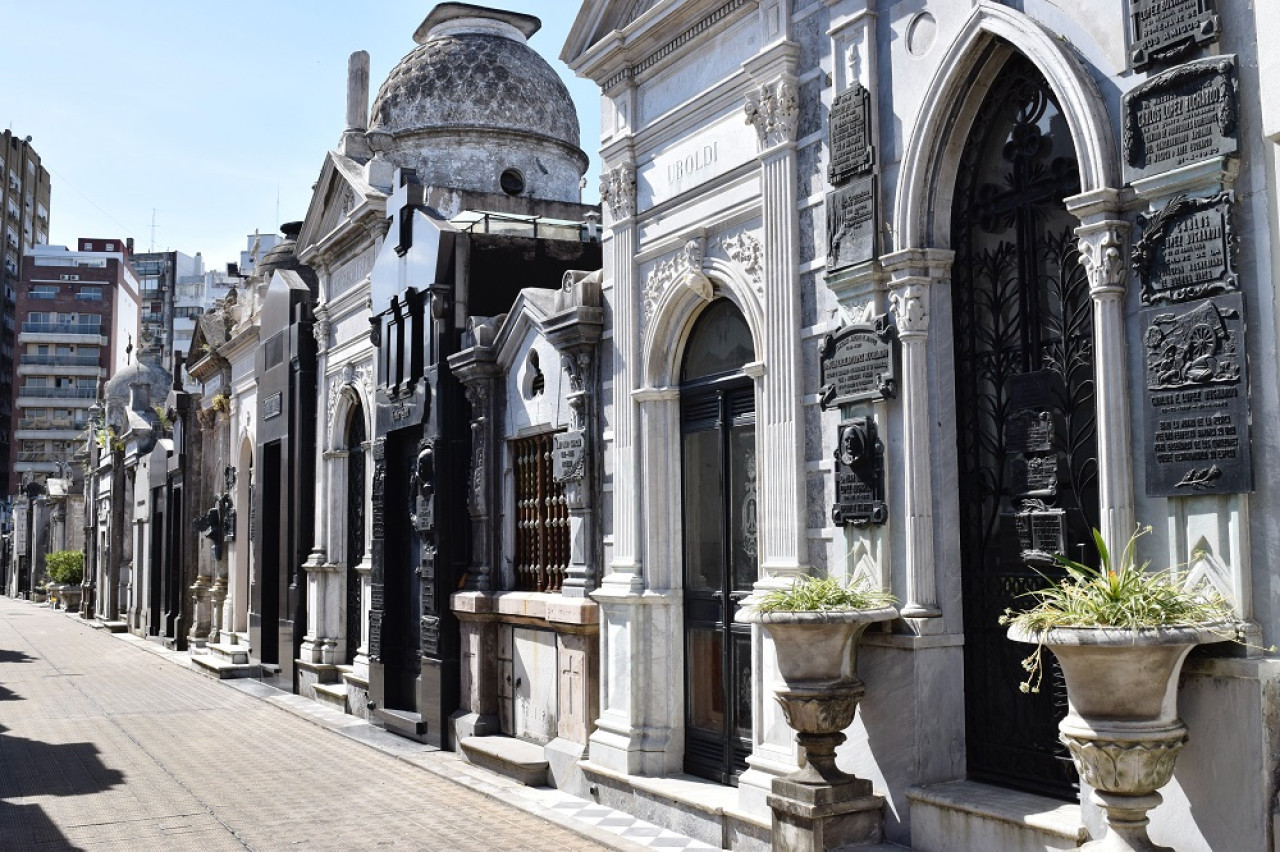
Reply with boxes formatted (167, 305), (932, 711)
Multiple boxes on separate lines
(883, 249), (952, 620)
(1067, 189), (1135, 564)
(745, 71), (808, 586)
(599, 162), (642, 594)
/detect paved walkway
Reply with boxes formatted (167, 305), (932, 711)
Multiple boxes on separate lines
(0, 598), (717, 851)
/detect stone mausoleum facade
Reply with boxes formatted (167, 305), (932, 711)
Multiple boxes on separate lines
(562, 0), (1280, 849)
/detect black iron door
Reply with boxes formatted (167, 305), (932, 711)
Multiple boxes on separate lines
(682, 378), (757, 785)
(345, 410), (366, 665)
(951, 54), (1098, 800)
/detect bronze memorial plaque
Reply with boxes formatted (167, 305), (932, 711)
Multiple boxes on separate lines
(1133, 191), (1235, 305)
(831, 417), (887, 526)
(819, 313), (897, 407)
(1122, 55), (1236, 184)
(828, 83), (874, 186)
(827, 175), (877, 270)
(1141, 292), (1252, 496)
(1129, 0), (1219, 70)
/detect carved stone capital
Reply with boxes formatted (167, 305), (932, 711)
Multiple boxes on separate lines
(600, 165), (637, 221)
(313, 306), (331, 351)
(888, 282), (929, 337)
(744, 77), (799, 150)
(1077, 222), (1131, 300)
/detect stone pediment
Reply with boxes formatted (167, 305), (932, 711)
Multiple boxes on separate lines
(296, 151), (388, 257)
(562, 0), (667, 68)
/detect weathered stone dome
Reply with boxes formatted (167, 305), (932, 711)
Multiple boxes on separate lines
(369, 5), (580, 150)
(103, 361), (170, 407)
(256, 221), (304, 277)
(366, 3), (587, 203)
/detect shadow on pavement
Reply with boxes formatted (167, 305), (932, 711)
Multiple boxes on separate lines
(0, 649), (35, 664)
(0, 723), (124, 850)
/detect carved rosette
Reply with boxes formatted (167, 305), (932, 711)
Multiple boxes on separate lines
(1078, 225), (1129, 299)
(744, 77), (799, 150)
(889, 283), (929, 337)
(600, 165), (637, 221)
(1061, 729), (1187, 794)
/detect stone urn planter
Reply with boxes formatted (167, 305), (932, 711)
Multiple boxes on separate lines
(1008, 623), (1225, 852)
(60, 584), (83, 613)
(48, 583), (65, 609)
(741, 606), (899, 787)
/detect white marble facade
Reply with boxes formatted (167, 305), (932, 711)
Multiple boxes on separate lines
(565, 0), (1280, 849)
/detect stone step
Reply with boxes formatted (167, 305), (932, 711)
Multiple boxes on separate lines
(373, 706), (430, 742)
(190, 652), (262, 681)
(312, 681), (348, 712)
(907, 780), (1088, 852)
(205, 641), (252, 664)
(459, 736), (549, 787)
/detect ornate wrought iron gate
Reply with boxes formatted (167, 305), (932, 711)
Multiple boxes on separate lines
(950, 54), (1099, 800)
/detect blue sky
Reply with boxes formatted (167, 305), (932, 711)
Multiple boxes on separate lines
(3, 1), (601, 270)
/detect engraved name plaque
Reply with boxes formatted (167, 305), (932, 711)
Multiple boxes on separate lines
(263, 392), (283, 420)
(1141, 293), (1252, 496)
(828, 84), (874, 186)
(553, 430), (586, 482)
(827, 176), (877, 271)
(1129, 0), (1219, 70)
(1122, 55), (1237, 183)
(819, 312), (898, 408)
(1013, 501), (1067, 567)
(1133, 191), (1236, 305)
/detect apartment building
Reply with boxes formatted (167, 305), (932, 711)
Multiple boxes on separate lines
(10, 239), (139, 493)
(0, 131), (52, 488)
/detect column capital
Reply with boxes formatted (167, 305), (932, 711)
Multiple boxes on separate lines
(600, 164), (637, 223)
(744, 75), (799, 153)
(1076, 221), (1132, 300)
(888, 280), (930, 337)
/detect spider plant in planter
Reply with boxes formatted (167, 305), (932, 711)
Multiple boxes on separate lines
(738, 576), (897, 788)
(1003, 526), (1240, 852)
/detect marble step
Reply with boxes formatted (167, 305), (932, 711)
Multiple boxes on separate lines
(313, 681), (348, 712)
(205, 641), (252, 664)
(459, 735), (549, 787)
(190, 651), (262, 680)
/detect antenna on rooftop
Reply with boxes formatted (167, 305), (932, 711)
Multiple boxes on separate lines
(149, 209), (157, 253)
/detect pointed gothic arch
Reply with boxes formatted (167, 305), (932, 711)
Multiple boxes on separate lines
(892, 1), (1119, 252)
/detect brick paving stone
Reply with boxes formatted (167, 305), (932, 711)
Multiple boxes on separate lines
(0, 598), (620, 851)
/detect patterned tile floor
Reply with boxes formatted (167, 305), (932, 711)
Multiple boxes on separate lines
(112, 619), (723, 850)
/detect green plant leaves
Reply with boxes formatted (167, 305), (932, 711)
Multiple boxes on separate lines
(753, 575), (897, 613)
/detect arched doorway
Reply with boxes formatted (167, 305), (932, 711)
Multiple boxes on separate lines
(950, 52), (1098, 799)
(344, 402), (366, 665)
(680, 298), (758, 785)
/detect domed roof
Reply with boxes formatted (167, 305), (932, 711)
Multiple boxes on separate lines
(103, 361), (170, 404)
(257, 221), (304, 277)
(368, 4), (580, 151)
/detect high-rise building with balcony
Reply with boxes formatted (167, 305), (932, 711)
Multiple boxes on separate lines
(0, 132), (52, 494)
(130, 249), (203, 375)
(9, 239), (139, 493)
